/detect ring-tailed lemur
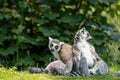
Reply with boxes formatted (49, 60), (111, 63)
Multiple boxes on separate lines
(72, 27), (108, 76)
(28, 37), (73, 75)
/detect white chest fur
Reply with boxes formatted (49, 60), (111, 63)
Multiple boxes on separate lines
(77, 41), (94, 68)
(53, 51), (60, 60)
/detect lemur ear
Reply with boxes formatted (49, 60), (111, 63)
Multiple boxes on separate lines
(81, 27), (86, 34)
(60, 42), (64, 46)
(82, 27), (86, 30)
(48, 37), (53, 41)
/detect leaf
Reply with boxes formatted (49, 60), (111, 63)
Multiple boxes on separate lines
(89, 0), (99, 5)
(34, 19), (49, 25)
(22, 35), (40, 46)
(101, 24), (114, 36)
(39, 54), (50, 64)
(31, 53), (50, 64)
(0, 26), (9, 45)
(39, 27), (51, 37)
(0, 33), (6, 45)
(58, 15), (72, 23)
(63, 0), (70, 4)
(98, 0), (115, 5)
(39, 27), (60, 37)
(36, 36), (45, 42)
(12, 12), (21, 18)
(16, 57), (35, 66)
(59, 37), (71, 43)
(0, 44), (17, 56)
(85, 19), (99, 28)
(19, 43), (31, 50)
(104, 30), (112, 36)
(0, 13), (3, 20)
(101, 24), (114, 31)
(44, 12), (60, 20)
(12, 24), (24, 34)
(56, 0), (63, 3)
(55, 0), (70, 4)
(64, 30), (71, 36)
(3, 14), (11, 20)
(111, 32), (120, 41)
(58, 14), (82, 26)
(93, 39), (104, 45)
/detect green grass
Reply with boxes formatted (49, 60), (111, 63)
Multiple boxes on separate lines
(0, 65), (120, 80)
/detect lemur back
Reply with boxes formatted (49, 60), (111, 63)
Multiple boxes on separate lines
(48, 37), (73, 64)
(28, 37), (73, 75)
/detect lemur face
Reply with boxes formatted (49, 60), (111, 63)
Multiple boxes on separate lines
(48, 37), (64, 53)
(74, 27), (92, 42)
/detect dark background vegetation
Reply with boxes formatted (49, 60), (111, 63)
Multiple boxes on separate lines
(0, 0), (120, 70)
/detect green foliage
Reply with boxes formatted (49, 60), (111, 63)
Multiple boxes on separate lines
(0, 0), (119, 69)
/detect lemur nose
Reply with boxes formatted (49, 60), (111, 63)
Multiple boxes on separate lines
(51, 49), (54, 52)
(118, 47), (120, 51)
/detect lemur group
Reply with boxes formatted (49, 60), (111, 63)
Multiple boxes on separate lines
(28, 27), (119, 76)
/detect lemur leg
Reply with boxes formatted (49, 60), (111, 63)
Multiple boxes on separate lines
(89, 63), (99, 74)
(50, 56), (57, 62)
(89, 60), (108, 75)
(79, 57), (90, 76)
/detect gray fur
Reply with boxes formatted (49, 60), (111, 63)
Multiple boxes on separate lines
(73, 27), (108, 75)
(79, 57), (90, 76)
(49, 56), (57, 62)
(27, 67), (47, 73)
(28, 60), (69, 75)
(111, 70), (120, 76)
(89, 60), (108, 75)
(47, 37), (73, 75)
(45, 60), (70, 75)
(28, 37), (73, 75)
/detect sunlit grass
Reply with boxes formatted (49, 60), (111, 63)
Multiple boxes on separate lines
(0, 65), (120, 80)
(109, 64), (120, 73)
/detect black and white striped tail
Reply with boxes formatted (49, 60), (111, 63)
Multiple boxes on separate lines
(110, 70), (120, 76)
(27, 67), (48, 73)
(27, 67), (81, 76)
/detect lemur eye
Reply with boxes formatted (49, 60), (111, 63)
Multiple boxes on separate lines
(55, 46), (58, 49)
(87, 33), (89, 37)
(82, 30), (84, 34)
(76, 36), (79, 40)
(50, 44), (53, 47)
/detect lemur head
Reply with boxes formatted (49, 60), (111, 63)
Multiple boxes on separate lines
(48, 37), (64, 53)
(74, 27), (92, 42)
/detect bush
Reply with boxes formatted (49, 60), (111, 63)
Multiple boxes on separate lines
(0, 0), (119, 69)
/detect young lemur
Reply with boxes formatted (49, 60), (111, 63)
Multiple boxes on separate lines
(28, 37), (73, 75)
(72, 27), (108, 75)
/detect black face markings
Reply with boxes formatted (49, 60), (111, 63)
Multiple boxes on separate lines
(50, 49), (54, 52)
(82, 30), (84, 34)
(76, 36), (79, 40)
(82, 28), (86, 34)
(76, 33), (80, 40)
(55, 45), (58, 49)
(50, 43), (53, 47)
(49, 38), (64, 53)
(74, 30), (82, 43)
(87, 33), (89, 38)
(74, 34), (79, 42)
(118, 47), (120, 51)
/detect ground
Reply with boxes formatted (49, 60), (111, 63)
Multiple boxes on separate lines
(0, 65), (120, 80)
